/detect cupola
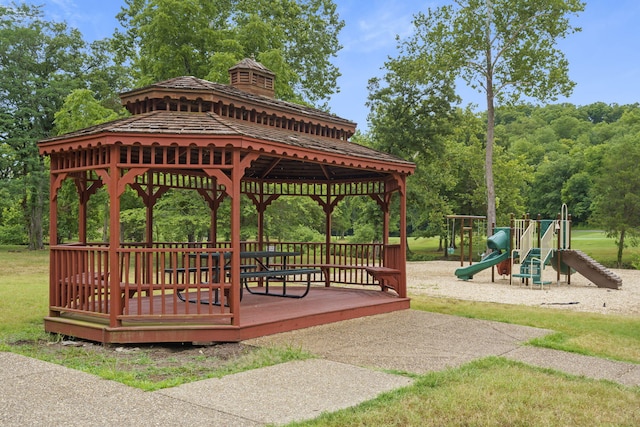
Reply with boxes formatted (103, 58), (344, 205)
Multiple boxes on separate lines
(228, 57), (275, 98)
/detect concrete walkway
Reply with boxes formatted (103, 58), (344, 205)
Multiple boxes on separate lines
(2, 310), (639, 426)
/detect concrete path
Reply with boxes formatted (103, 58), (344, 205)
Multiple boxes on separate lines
(2, 310), (638, 426)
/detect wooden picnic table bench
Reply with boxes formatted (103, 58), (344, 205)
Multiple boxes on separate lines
(286, 263), (400, 293)
(239, 267), (322, 298)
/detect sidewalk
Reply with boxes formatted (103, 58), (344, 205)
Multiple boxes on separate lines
(2, 310), (639, 426)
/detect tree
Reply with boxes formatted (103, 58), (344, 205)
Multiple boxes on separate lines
(51, 89), (130, 243)
(366, 50), (460, 246)
(590, 111), (640, 267)
(0, 3), (88, 248)
(403, 0), (584, 237)
(114, 0), (344, 105)
(54, 89), (124, 134)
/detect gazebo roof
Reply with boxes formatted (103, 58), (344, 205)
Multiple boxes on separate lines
(39, 110), (414, 180)
(39, 58), (415, 180)
(120, 75), (357, 131)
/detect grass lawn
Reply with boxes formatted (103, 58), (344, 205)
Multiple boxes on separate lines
(411, 296), (640, 363)
(0, 246), (50, 338)
(0, 242), (639, 425)
(290, 358), (640, 426)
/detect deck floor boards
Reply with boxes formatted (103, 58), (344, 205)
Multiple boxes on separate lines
(45, 286), (410, 343)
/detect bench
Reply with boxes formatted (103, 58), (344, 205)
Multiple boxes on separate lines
(164, 264), (256, 283)
(239, 268), (322, 298)
(289, 264), (400, 292)
(363, 266), (400, 292)
(176, 282), (242, 306)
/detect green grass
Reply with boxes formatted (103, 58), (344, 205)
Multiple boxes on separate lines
(1, 243), (639, 424)
(0, 246), (50, 338)
(289, 358), (640, 426)
(571, 229), (640, 268)
(3, 339), (312, 391)
(411, 296), (640, 363)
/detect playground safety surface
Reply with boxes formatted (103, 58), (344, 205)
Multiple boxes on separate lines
(3, 309), (639, 426)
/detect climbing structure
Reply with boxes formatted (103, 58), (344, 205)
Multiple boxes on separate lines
(510, 204), (622, 290)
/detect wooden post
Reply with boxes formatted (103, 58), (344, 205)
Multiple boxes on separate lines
(49, 170), (59, 317)
(230, 150), (242, 325)
(109, 145), (122, 327)
(398, 175), (408, 298)
(78, 174), (87, 244)
(324, 185), (332, 267)
(460, 218), (464, 266)
(468, 221), (473, 265)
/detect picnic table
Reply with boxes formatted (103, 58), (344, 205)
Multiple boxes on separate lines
(171, 250), (321, 302)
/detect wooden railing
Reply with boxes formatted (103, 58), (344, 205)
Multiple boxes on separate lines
(49, 241), (399, 322)
(118, 247), (235, 320)
(50, 245), (110, 316)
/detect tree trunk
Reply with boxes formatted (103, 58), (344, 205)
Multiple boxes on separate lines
(485, 95), (496, 241)
(29, 202), (43, 250)
(484, 0), (497, 247)
(102, 200), (109, 242)
(617, 228), (625, 268)
(28, 174), (46, 250)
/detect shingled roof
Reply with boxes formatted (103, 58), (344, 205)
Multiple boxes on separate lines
(120, 75), (356, 130)
(40, 58), (414, 180)
(39, 110), (412, 171)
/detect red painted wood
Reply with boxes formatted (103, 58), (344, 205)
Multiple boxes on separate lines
(44, 286), (410, 344)
(39, 61), (415, 344)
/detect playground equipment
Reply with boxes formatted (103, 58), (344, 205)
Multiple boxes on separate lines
(454, 204), (622, 290)
(446, 215), (487, 265)
(454, 227), (510, 280)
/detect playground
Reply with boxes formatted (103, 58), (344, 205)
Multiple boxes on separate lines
(407, 260), (640, 316)
(448, 206), (622, 291)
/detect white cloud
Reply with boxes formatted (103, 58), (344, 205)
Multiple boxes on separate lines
(342, 9), (415, 54)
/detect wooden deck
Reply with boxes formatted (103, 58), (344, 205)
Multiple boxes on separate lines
(44, 286), (410, 344)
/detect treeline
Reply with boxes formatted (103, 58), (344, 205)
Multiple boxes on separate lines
(381, 101), (640, 266)
(1, 2), (639, 266)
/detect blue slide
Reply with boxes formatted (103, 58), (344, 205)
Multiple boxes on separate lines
(454, 228), (510, 281)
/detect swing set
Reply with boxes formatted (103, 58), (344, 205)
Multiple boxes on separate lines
(446, 215), (487, 266)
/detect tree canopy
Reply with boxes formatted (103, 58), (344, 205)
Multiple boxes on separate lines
(393, 0), (585, 236)
(0, 3), (88, 248)
(113, 0), (344, 105)
(2, 1), (640, 266)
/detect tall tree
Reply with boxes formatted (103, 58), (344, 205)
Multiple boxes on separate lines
(0, 3), (87, 249)
(114, 0), (344, 105)
(366, 52), (460, 245)
(403, 0), (584, 236)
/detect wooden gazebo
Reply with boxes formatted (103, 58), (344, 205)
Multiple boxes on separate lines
(38, 58), (416, 344)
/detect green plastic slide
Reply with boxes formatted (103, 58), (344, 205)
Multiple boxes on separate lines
(454, 228), (510, 281)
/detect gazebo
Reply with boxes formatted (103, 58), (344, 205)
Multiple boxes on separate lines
(38, 58), (416, 344)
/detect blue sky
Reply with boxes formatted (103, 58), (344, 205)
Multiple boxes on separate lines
(5, 0), (640, 131)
